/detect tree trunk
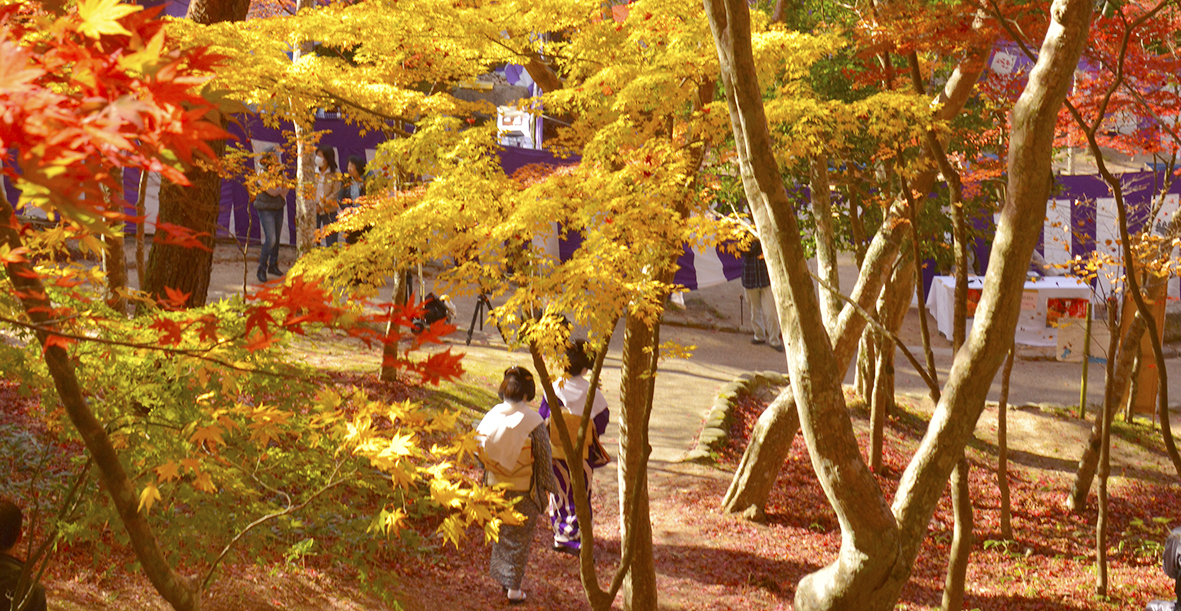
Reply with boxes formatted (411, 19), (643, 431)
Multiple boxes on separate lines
(102, 167), (129, 314)
(379, 269), (410, 382)
(618, 313), (659, 611)
(1096, 341), (1115, 596)
(291, 0), (318, 255)
(1066, 304), (1143, 512)
(869, 274), (895, 473)
(141, 0), (249, 307)
(941, 456), (973, 611)
(0, 193), (200, 611)
(855, 329), (876, 403)
(811, 152), (840, 334)
(142, 139), (224, 307)
(136, 170), (149, 287)
(998, 345), (1015, 540)
(706, 0), (1092, 608)
(721, 204), (908, 516)
(721, 386), (799, 519)
(721, 15), (984, 520)
(706, 3), (902, 607)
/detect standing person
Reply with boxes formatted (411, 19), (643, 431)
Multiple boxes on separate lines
(0, 500), (47, 611)
(742, 237), (783, 352)
(313, 145), (343, 247)
(475, 367), (559, 604)
(342, 155), (367, 246)
(540, 339), (610, 556)
(252, 149), (289, 283)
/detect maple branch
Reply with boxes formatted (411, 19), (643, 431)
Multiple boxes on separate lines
(811, 271), (940, 398)
(200, 459), (348, 593)
(1056, 2), (1181, 479)
(0, 314), (309, 379)
(314, 89), (417, 137)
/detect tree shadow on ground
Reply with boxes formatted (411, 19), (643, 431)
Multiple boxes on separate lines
(899, 578), (1096, 611)
(650, 541), (818, 602)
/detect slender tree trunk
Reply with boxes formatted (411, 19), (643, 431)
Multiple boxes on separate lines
(855, 330), (877, 403)
(722, 207), (907, 515)
(870, 283), (891, 474)
(706, 4), (902, 606)
(103, 168), (128, 314)
(811, 152), (840, 334)
(940, 122), (973, 611)
(941, 456), (973, 611)
(618, 313), (659, 611)
(379, 269), (409, 382)
(1066, 304), (1143, 512)
(1096, 340), (1116, 596)
(721, 386), (799, 520)
(293, 123), (317, 254)
(1125, 352), (1141, 421)
(291, 0), (317, 255)
(0, 192), (199, 611)
(998, 344), (1015, 540)
(136, 170), (148, 287)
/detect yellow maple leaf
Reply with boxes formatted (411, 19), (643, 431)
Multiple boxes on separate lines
(192, 471), (218, 493)
(138, 483), (162, 515)
(76, 0), (141, 39)
(190, 424), (225, 449)
(155, 461), (181, 483)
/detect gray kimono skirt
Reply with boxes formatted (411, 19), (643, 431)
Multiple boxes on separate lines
(489, 424), (560, 590)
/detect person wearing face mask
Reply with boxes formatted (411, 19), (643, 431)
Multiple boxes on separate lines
(314, 145), (343, 247)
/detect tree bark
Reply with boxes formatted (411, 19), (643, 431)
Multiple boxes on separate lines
(142, 140), (224, 307)
(379, 269), (410, 382)
(618, 312), (659, 611)
(103, 167), (128, 314)
(998, 345), (1015, 540)
(141, 0), (249, 307)
(941, 456), (973, 611)
(870, 281), (892, 474)
(0, 193), (200, 611)
(1096, 321), (1116, 595)
(855, 330), (876, 403)
(706, 3), (902, 607)
(291, 0), (318, 255)
(707, 0), (1092, 607)
(811, 152), (840, 335)
(722, 15), (988, 520)
(722, 205), (907, 515)
(136, 169), (149, 287)
(721, 385), (799, 520)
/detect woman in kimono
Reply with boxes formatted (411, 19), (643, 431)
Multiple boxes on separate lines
(540, 339), (610, 555)
(476, 366), (559, 604)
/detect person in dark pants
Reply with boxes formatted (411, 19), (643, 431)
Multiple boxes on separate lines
(252, 149), (289, 283)
(0, 499), (47, 611)
(475, 367), (559, 605)
(742, 237), (783, 352)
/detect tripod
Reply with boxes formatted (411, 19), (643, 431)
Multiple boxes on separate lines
(466, 293), (494, 346)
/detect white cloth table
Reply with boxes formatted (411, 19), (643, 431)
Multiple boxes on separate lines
(926, 276), (1092, 347)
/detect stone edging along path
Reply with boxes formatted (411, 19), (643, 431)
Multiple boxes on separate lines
(683, 370), (788, 463)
